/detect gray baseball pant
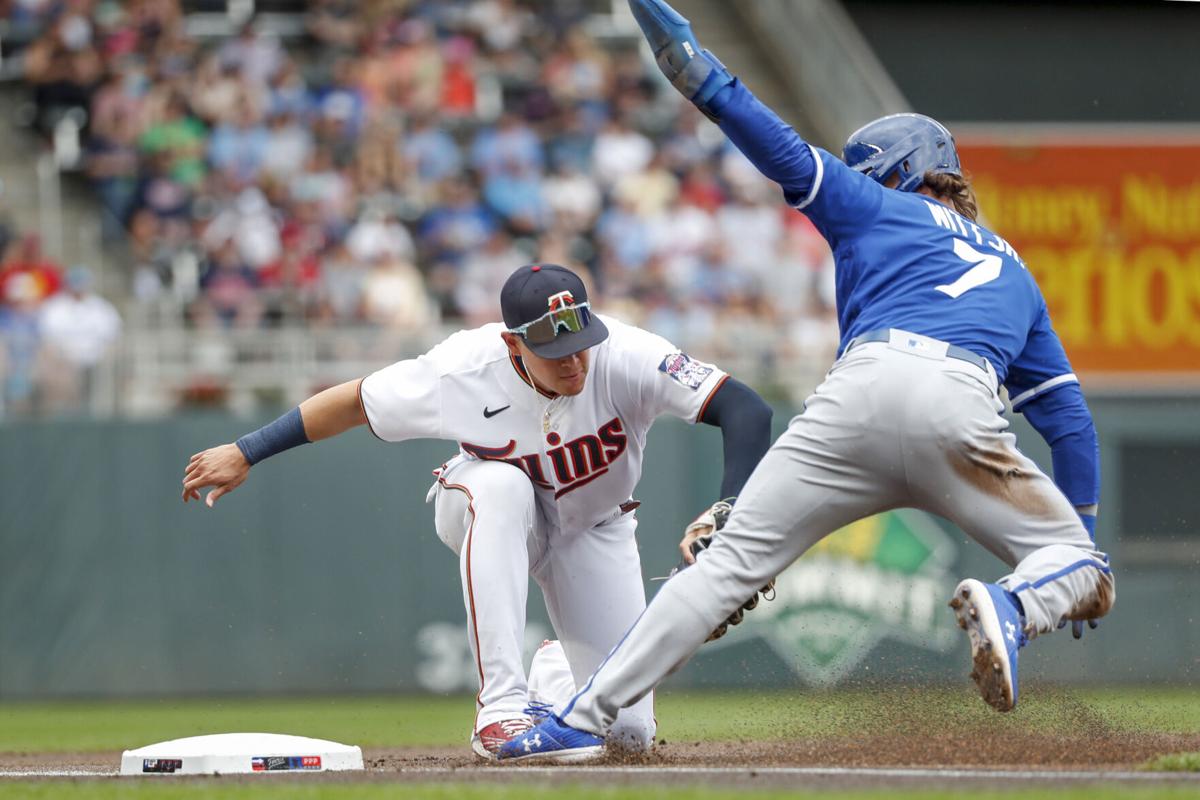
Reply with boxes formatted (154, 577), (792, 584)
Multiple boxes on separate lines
(562, 337), (1114, 734)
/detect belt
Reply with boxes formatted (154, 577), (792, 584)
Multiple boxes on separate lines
(847, 328), (990, 373)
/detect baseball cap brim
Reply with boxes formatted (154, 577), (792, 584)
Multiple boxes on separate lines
(522, 315), (609, 359)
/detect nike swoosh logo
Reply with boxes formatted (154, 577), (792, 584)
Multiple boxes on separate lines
(483, 405), (511, 419)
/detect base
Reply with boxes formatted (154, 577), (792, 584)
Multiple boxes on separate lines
(119, 732), (364, 776)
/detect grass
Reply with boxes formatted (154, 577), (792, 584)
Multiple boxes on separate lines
(2, 686), (1199, 754)
(2, 786), (1200, 800)
(1144, 752), (1200, 772)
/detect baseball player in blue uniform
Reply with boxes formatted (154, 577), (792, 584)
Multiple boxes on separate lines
(497, 0), (1114, 762)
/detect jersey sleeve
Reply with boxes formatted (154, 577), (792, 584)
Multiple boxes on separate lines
(609, 323), (728, 425)
(1005, 302), (1079, 412)
(799, 150), (886, 241)
(709, 80), (884, 243)
(359, 354), (444, 442)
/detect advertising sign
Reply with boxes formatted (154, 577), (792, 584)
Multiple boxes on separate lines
(958, 133), (1200, 380)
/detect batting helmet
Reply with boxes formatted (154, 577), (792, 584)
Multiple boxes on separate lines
(842, 113), (961, 193)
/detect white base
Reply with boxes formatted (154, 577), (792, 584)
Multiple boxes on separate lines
(120, 732), (364, 776)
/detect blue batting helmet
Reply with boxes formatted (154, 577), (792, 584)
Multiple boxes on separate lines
(842, 113), (961, 193)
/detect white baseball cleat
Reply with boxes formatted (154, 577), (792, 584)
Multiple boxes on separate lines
(471, 717), (534, 760)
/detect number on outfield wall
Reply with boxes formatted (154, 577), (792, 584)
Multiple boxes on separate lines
(936, 239), (1003, 298)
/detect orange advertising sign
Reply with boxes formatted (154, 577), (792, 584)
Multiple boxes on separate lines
(957, 133), (1200, 379)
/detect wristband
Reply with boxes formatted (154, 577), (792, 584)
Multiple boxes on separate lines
(235, 407), (310, 465)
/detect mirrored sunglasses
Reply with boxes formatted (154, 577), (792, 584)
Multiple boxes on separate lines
(508, 302), (593, 345)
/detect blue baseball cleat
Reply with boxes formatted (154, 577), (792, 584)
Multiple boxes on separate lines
(950, 578), (1028, 712)
(496, 715), (605, 763)
(627, 0), (733, 116)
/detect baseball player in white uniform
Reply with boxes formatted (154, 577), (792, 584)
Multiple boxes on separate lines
(181, 263), (773, 760)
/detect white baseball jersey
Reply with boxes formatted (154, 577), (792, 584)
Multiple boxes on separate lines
(359, 315), (728, 533)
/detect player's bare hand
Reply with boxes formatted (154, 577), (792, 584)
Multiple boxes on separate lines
(679, 523), (713, 565)
(182, 443), (250, 507)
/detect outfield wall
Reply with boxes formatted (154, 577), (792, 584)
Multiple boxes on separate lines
(1, 398), (1197, 699)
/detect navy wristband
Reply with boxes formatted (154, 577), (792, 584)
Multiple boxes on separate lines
(235, 407), (310, 465)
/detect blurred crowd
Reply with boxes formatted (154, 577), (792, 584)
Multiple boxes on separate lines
(1, 0), (841, 413)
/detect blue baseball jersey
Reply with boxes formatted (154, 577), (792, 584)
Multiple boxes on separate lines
(796, 150), (1075, 406)
(712, 81), (1077, 410)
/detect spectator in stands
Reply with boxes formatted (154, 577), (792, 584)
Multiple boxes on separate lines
(543, 160), (602, 234)
(23, 7), (103, 136)
(260, 106), (314, 182)
(0, 234), (61, 305)
(0, 270), (42, 417)
(37, 265), (122, 414)
(208, 93), (271, 184)
(437, 35), (478, 120)
(454, 229), (528, 323)
(360, 252), (435, 332)
(592, 116), (654, 190)
(418, 178), (497, 266)
(217, 18), (284, 88)
(85, 104), (142, 240)
(194, 240), (262, 329)
(481, 158), (546, 234)
(189, 54), (244, 126)
(403, 112), (463, 186)
(201, 187), (281, 271)
(470, 112), (544, 180)
(316, 241), (367, 324)
(138, 91), (206, 187)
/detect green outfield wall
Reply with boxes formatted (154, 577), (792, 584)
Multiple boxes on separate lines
(1, 398), (1197, 699)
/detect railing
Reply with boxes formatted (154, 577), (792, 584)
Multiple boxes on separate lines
(115, 323), (837, 417)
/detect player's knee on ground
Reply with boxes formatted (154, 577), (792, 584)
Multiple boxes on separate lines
(608, 708), (656, 752)
(527, 640), (575, 708)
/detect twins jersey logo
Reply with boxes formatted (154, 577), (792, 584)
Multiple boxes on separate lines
(461, 417), (628, 499)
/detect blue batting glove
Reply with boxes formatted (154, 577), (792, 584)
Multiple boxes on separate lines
(628, 0), (734, 118)
(1059, 617), (1101, 639)
(1065, 511), (1101, 638)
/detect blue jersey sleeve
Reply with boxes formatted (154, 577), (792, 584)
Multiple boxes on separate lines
(1004, 302), (1078, 411)
(1020, 384), (1101, 510)
(710, 80), (884, 242)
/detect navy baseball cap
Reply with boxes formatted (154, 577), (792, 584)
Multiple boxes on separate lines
(500, 264), (608, 359)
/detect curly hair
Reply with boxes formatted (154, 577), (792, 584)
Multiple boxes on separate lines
(922, 172), (978, 221)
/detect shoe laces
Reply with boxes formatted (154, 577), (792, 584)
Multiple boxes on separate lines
(523, 700), (555, 721)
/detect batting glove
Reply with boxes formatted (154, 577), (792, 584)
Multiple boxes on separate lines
(628, 0), (734, 119)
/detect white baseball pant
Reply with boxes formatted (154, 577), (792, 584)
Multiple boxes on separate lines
(430, 456), (656, 749)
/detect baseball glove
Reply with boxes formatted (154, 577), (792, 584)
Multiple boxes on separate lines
(671, 498), (776, 642)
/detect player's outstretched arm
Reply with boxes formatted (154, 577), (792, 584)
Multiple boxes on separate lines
(181, 379), (368, 507)
(688, 377), (773, 561)
(628, 0), (821, 202)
